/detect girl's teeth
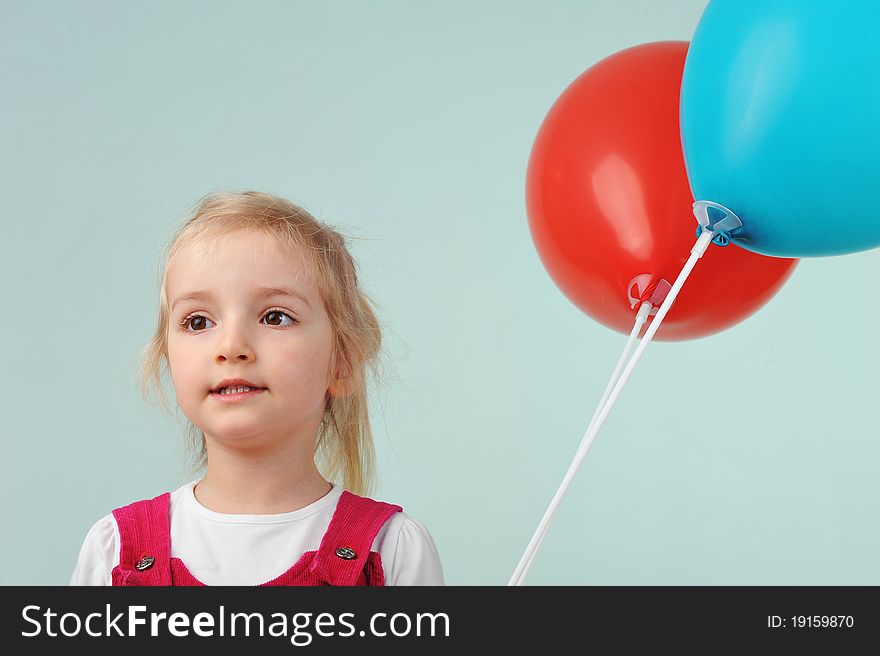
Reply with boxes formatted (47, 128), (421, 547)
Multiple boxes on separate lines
(219, 386), (256, 395)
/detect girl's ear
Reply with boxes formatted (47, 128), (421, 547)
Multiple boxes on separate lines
(328, 363), (354, 398)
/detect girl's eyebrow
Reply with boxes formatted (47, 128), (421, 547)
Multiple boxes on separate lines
(171, 286), (312, 311)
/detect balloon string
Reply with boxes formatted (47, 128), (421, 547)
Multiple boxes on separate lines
(508, 230), (715, 586)
(508, 299), (652, 586)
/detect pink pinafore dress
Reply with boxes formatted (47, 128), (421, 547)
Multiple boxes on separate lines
(109, 490), (402, 586)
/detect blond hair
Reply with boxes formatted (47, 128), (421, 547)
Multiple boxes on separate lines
(138, 190), (386, 496)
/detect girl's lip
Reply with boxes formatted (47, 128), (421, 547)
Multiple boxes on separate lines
(209, 388), (267, 402)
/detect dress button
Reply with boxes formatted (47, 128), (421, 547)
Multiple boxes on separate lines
(135, 556), (155, 571)
(335, 546), (357, 560)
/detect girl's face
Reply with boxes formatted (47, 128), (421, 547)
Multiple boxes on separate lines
(164, 230), (344, 452)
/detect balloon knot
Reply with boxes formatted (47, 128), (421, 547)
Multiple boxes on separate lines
(695, 225), (732, 246)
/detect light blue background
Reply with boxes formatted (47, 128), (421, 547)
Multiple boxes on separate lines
(2, 0), (878, 586)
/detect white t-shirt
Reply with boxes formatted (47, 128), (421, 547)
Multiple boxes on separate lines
(69, 481), (444, 586)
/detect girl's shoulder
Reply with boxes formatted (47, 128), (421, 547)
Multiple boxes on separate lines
(83, 511), (118, 541)
(69, 512), (119, 585)
(69, 484), (184, 586)
(335, 489), (444, 585)
(370, 509), (445, 586)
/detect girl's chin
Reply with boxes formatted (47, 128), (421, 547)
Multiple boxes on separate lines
(200, 425), (300, 447)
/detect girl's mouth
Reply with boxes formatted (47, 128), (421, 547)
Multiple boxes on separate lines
(209, 387), (267, 403)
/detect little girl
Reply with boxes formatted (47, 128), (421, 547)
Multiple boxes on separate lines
(69, 191), (444, 586)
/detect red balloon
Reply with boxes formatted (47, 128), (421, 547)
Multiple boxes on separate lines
(526, 41), (798, 341)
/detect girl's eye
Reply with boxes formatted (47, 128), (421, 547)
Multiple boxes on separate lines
(178, 309), (297, 333)
(179, 315), (215, 332)
(262, 309), (296, 327)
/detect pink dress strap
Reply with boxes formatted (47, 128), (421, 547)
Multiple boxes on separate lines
(110, 492), (172, 586)
(308, 491), (402, 586)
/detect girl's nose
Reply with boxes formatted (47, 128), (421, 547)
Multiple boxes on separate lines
(217, 350), (253, 362)
(215, 326), (256, 362)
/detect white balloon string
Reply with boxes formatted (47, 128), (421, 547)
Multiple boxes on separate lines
(508, 230), (714, 586)
(509, 299), (652, 586)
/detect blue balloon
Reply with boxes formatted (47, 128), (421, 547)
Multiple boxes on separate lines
(680, 0), (880, 258)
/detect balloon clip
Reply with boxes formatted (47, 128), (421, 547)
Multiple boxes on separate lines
(693, 200), (742, 247)
(627, 275), (672, 315)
